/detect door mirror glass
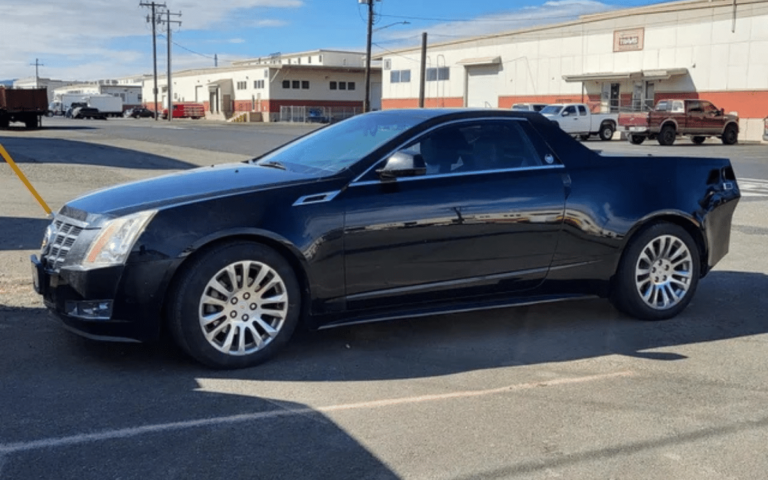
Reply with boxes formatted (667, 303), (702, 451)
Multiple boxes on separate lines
(561, 110), (570, 117)
(376, 150), (427, 180)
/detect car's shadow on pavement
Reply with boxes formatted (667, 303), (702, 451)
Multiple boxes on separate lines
(0, 216), (49, 251)
(0, 137), (196, 170)
(43, 269), (768, 382)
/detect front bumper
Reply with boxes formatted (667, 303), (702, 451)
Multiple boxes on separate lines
(31, 255), (173, 343)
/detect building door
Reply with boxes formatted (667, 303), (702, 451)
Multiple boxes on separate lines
(610, 83), (621, 112)
(370, 82), (382, 111)
(644, 82), (655, 109)
(195, 85), (202, 102)
(466, 65), (499, 108)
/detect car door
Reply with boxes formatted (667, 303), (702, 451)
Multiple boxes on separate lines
(559, 105), (582, 133)
(685, 100), (703, 134)
(699, 101), (725, 133)
(341, 118), (567, 311)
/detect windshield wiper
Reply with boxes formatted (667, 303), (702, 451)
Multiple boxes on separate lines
(258, 160), (287, 171)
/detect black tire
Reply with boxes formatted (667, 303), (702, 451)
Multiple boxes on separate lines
(628, 134), (646, 145)
(167, 241), (302, 369)
(611, 223), (700, 321)
(0, 118), (8, 129)
(657, 124), (676, 145)
(579, 134), (590, 141)
(721, 124), (738, 145)
(599, 122), (615, 141)
(692, 136), (706, 145)
(24, 118), (37, 129)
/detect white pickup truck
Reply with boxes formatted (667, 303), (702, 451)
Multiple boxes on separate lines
(541, 103), (618, 141)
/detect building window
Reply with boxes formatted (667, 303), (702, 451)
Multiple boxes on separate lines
(347, 82), (355, 90)
(302, 80), (309, 89)
(282, 80), (290, 89)
(308, 56), (312, 64)
(292, 80), (300, 89)
(339, 82), (347, 90)
(318, 55), (323, 63)
(391, 70), (411, 83)
(264, 70), (269, 78)
(384, 59), (391, 70)
(236, 81), (247, 90)
(426, 67), (449, 82)
(138, 94), (142, 101)
(254, 80), (265, 89)
(330, 81), (337, 90)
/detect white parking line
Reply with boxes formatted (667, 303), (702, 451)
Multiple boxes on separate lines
(738, 178), (768, 198)
(0, 371), (632, 455)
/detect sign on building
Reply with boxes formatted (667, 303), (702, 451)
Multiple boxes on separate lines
(613, 28), (645, 52)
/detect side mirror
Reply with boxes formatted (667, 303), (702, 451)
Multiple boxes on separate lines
(376, 150), (427, 180)
(561, 110), (570, 117)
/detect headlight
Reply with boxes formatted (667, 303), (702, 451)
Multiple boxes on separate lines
(82, 210), (157, 268)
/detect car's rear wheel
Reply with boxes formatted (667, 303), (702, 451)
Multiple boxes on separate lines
(628, 134), (646, 145)
(599, 122), (615, 141)
(611, 223), (700, 320)
(721, 124), (738, 145)
(692, 136), (706, 145)
(168, 241), (301, 369)
(657, 124), (676, 145)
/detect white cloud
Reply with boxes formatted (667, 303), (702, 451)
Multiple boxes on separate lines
(376, 0), (613, 49)
(229, 38), (247, 44)
(0, 0), (303, 80)
(251, 19), (289, 27)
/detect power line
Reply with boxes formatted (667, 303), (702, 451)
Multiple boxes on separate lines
(157, 34), (216, 60)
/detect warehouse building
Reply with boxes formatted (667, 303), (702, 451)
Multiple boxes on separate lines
(378, 0), (768, 141)
(54, 81), (143, 110)
(142, 50), (382, 121)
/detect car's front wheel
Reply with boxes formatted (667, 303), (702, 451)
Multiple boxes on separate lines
(168, 241), (301, 369)
(611, 223), (700, 320)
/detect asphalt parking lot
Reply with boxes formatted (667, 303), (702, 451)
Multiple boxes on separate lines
(1, 117), (768, 480)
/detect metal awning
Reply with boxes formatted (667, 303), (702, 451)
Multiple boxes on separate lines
(458, 56), (501, 66)
(206, 78), (231, 92)
(562, 68), (688, 82)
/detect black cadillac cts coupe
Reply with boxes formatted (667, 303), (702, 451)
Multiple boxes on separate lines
(32, 109), (740, 368)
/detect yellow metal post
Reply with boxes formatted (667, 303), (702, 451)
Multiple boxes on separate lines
(0, 142), (52, 215)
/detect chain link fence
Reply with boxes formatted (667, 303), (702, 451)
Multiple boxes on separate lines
(279, 106), (361, 124)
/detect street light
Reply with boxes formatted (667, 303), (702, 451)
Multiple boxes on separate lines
(373, 20), (410, 32)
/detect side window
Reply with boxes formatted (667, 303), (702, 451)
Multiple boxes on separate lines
(701, 101), (717, 113)
(564, 105), (577, 116)
(671, 101), (684, 113)
(578, 105), (588, 116)
(404, 121), (543, 176)
(687, 100), (701, 113)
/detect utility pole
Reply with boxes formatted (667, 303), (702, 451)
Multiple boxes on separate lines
(160, 10), (182, 121)
(140, 2), (166, 120)
(214, 54), (218, 68)
(29, 59), (44, 88)
(418, 33), (427, 108)
(363, 0), (376, 113)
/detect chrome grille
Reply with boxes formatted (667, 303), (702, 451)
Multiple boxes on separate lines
(45, 219), (84, 270)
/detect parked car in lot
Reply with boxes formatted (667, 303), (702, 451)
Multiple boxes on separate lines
(540, 103), (618, 141)
(124, 107), (155, 119)
(71, 107), (106, 120)
(161, 102), (204, 119)
(31, 109), (740, 369)
(511, 103), (548, 112)
(619, 99), (739, 146)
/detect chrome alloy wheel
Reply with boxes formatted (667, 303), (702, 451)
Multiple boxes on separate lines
(634, 235), (693, 310)
(198, 261), (288, 356)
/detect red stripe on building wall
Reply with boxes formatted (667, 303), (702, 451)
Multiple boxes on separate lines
(384, 91), (768, 119)
(382, 98), (464, 109)
(260, 100), (365, 113)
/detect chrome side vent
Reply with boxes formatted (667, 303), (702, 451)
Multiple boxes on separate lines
(293, 191), (341, 206)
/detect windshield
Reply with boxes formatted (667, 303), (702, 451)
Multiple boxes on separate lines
(540, 105), (563, 115)
(255, 112), (424, 175)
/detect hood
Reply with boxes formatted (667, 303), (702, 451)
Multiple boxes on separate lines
(63, 163), (314, 218)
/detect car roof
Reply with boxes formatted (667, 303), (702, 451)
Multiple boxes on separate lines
(368, 108), (546, 121)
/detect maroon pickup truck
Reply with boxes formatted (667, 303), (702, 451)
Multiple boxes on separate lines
(618, 99), (739, 146)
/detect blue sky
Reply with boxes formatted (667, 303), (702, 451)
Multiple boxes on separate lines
(1, 0), (672, 81)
